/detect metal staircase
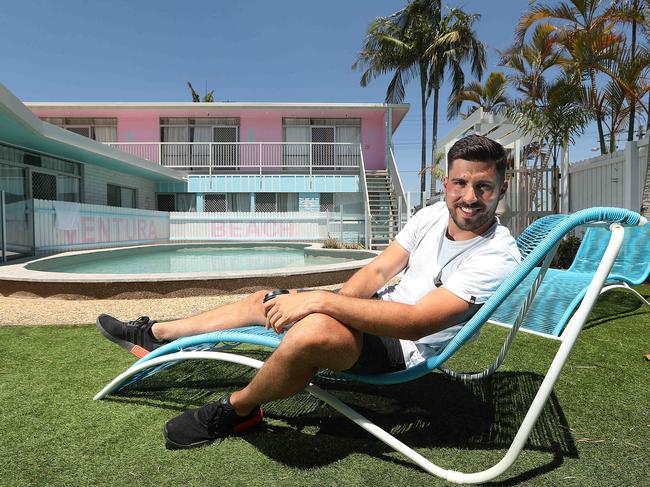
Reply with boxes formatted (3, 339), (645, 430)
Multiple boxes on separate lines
(365, 170), (400, 250)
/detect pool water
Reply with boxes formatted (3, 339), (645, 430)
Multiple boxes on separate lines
(46, 246), (354, 274)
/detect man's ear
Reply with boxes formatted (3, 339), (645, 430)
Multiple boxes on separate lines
(499, 179), (508, 200)
(443, 176), (448, 193)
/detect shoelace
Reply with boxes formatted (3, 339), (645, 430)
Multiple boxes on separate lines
(125, 316), (150, 342)
(207, 403), (226, 437)
(129, 316), (150, 327)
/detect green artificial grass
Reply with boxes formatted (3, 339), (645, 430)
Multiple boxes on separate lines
(1, 287), (649, 486)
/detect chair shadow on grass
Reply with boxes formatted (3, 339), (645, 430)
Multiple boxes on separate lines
(107, 351), (578, 484)
(583, 288), (649, 331)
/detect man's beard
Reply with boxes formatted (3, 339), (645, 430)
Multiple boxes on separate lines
(448, 202), (496, 232)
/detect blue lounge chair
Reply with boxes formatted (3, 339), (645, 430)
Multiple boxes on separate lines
(490, 223), (650, 339)
(94, 207), (645, 484)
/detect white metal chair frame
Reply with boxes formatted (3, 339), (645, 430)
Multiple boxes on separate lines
(94, 222), (642, 484)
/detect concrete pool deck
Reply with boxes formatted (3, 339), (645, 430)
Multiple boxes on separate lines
(0, 283), (347, 326)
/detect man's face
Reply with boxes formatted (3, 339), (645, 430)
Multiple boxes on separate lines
(443, 158), (507, 234)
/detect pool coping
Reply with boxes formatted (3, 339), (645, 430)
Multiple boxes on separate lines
(0, 242), (379, 299)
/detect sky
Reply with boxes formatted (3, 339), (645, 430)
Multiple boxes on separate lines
(1, 0), (602, 193)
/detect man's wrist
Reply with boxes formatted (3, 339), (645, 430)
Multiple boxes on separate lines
(313, 290), (330, 314)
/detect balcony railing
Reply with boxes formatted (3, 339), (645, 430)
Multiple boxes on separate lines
(103, 142), (362, 173)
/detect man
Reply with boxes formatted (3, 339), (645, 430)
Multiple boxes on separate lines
(97, 134), (521, 450)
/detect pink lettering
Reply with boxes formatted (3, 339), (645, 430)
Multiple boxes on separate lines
(98, 218), (111, 242)
(125, 219), (137, 241)
(211, 222), (225, 238)
(81, 216), (95, 243)
(64, 229), (78, 244)
(112, 218), (123, 241)
(137, 219), (146, 239)
(148, 221), (157, 239)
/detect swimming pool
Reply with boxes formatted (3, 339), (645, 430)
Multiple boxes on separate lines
(1, 243), (378, 299)
(26, 245), (356, 274)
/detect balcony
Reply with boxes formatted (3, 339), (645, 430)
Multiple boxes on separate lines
(103, 142), (362, 174)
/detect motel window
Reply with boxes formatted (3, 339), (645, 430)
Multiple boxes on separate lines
(157, 193), (197, 212)
(156, 194), (175, 212)
(282, 118), (361, 169)
(0, 143), (81, 203)
(41, 118), (117, 142)
(107, 184), (136, 208)
(159, 118), (240, 169)
(160, 118), (240, 143)
(204, 194), (227, 212)
(202, 193), (250, 212)
(254, 193), (298, 212)
(320, 193), (335, 212)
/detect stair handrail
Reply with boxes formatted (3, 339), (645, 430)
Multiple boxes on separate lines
(388, 147), (408, 230)
(359, 145), (372, 250)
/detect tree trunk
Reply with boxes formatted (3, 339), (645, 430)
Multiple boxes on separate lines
(590, 69), (608, 155)
(430, 86), (440, 196)
(641, 93), (650, 217)
(627, 0), (638, 142)
(419, 65), (428, 194)
(641, 139), (650, 218)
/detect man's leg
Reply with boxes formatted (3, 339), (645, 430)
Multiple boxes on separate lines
(97, 289), (271, 356)
(229, 312), (362, 415)
(151, 289), (270, 341)
(163, 313), (363, 448)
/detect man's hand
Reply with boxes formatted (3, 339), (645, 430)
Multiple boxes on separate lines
(263, 291), (325, 334)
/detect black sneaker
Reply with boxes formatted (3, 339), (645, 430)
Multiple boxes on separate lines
(95, 314), (170, 358)
(164, 396), (264, 450)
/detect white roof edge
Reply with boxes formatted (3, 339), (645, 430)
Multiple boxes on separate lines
(1, 83), (184, 181)
(24, 101), (411, 110)
(0, 84), (46, 135)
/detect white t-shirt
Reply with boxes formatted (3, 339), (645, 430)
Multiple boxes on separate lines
(378, 201), (521, 368)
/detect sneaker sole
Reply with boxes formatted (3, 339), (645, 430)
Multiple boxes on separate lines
(163, 425), (216, 450)
(95, 316), (150, 358)
(163, 408), (264, 450)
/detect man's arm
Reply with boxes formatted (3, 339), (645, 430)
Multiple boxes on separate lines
(264, 286), (471, 340)
(338, 240), (410, 298)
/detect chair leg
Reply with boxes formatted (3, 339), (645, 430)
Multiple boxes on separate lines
(93, 226), (627, 484)
(93, 347), (561, 484)
(601, 283), (650, 307)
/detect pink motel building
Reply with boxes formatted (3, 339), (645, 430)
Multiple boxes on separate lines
(0, 83), (409, 251)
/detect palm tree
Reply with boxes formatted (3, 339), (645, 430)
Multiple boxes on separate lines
(499, 23), (565, 104)
(354, 0), (442, 193)
(516, 0), (623, 155)
(598, 44), (650, 152)
(187, 81), (215, 102)
(607, 0), (649, 141)
(428, 7), (486, 179)
(448, 71), (510, 119)
(505, 76), (591, 212)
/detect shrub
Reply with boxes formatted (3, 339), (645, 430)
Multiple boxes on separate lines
(322, 237), (340, 249)
(322, 237), (364, 250)
(552, 234), (581, 269)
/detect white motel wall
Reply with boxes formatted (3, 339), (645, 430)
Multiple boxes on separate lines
(31, 200), (364, 254)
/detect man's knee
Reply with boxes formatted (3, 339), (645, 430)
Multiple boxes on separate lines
(280, 314), (361, 369)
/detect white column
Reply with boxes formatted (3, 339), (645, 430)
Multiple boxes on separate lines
(624, 140), (640, 211)
(561, 145), (570, 213)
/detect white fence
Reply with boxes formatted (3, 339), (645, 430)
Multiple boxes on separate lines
(30, 200), (367, 254)
(104, 142), (362, 172)
(170, 212), (329, 241)
(33, 200), (169, 254)
(569, 137), (648, 212)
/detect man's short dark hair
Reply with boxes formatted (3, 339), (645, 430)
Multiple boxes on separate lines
(447, 135), (507, 182)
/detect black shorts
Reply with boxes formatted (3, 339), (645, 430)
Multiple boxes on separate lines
(344, 333), (406, 375)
